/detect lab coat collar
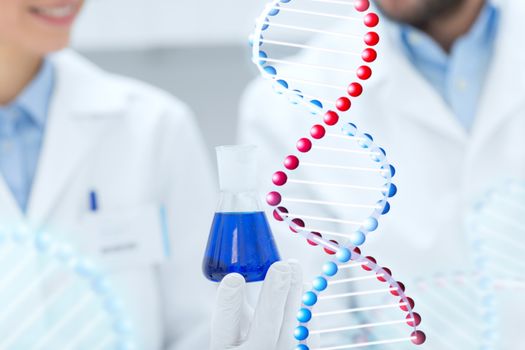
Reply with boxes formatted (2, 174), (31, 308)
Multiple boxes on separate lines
(49, 50), (129, 117)
(374, 22), (467, 142)
(372, 0), (524, 144)
(470, 0), (525, 146)
(26, 50), (127, 226)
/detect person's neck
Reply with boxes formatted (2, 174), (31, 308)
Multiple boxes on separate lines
(419, 0), (486, 53)
(0, 46), (43, 105)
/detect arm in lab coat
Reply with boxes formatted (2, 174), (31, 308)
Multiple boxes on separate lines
(154, 100), (218, 349)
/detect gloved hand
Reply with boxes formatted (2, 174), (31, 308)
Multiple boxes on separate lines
(210, 261), (303, 350)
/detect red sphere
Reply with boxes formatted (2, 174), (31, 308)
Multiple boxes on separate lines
(273, 206), (288, 221)
(407, 312), (422, 327)
(362, 256), (376, 271)
(290, 218), (305, 233)
(348, 82), (363, 97)
(272, 171), (288, 186)
(310, 125), (326, 139)
(364, 32), (380, 46)
(324, 240), (339, 255)
(377, 267), (391, 282)
(364, 13), (379, 27)
(324, 110), (339, 126)
(353, 247), (361, 255)
(297, 138), (312, 153)
(400, 297), (415, 312)
(390, 281), (405, 296)
(411, 331), (426, 345)
(357, 66), (372, 80)
(336, 97), (351, 111)
(354, 0), (370, 12)
(284, 155), (299, 170)
(307, 232), (322, 246)
(361, 48), (377, 63)
(266, 191), (282, 206)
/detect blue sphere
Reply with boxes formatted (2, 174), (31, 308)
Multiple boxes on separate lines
(294, 326), (309, 341)
(384, 184), (397, 197)
(258, 50), (268, 65)
(370, 149), (385, 163)
(343, 123), (357, 137)
(364, 217), (379, 232)
(313, 277), (328, 291)
(310, 100), (323, 111)
(264, 66), (277, 75)
(276, 79), (289, 89)
(381, 201), (391, 215)
(381, 164), (396, 178)
(261, 17), (270, 31)
(75, 259), (96, 278)
(302, 291), (318, 306)
(297, 308), (312, 323)
(268, 6), (280, 16)
(295, 345), (309, 350)
(336, 248), (352, 263)
(92, 276), (111, 295)
(322, 262), (338, 276)
(350, 231), (366, 246)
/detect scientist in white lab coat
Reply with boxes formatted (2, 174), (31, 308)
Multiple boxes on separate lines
(240, 0), (525, 347)
(0, 0), (302, 349)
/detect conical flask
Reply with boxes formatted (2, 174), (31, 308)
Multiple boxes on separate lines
(202, 145), (281, 282)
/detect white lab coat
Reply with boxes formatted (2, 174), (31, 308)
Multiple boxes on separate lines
(0, 50), (217, 349)
(239, 0), (525, 347)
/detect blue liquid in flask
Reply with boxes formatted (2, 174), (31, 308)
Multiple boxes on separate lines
(203, 211), (281, 282)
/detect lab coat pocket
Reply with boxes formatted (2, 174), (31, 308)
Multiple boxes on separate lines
(78, 203), (169, 271)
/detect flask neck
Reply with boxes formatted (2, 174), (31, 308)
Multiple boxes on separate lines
(216, 191), (262, 213)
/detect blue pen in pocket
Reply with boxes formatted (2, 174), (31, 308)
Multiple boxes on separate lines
(89, 190), (98, 212)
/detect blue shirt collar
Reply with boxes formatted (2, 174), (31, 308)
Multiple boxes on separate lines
(14, 58), (55, 128)
(400, 2), (500, 66)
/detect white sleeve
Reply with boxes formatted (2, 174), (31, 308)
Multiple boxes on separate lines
(155, 101), (218, 350)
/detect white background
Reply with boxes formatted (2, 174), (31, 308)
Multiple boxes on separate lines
(72, 0), (268, 49)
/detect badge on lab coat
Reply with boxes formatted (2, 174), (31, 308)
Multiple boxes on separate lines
(78, 203), (170, 270)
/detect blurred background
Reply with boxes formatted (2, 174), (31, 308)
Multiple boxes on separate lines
(72, 0), (267, 156)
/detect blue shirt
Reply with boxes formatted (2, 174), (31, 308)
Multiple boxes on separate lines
(400, 2), (500, 130)
(0, 59), (55, 213)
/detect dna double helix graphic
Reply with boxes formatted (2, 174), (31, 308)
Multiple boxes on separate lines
(0, 226), (134, 350)
(466, 179), (525, 349)
(250, 0), (426, 348)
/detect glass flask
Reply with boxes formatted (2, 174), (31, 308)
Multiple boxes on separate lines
(203, 145), (281, 282)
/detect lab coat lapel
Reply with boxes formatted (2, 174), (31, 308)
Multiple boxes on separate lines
(378, 26), (466, 143)
(0, 175), (24, 225)
(470, 0), (525, 152)
(26, 51), (128, 226)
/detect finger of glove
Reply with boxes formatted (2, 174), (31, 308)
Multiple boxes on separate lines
(211, 273), (247, 349)
(276, 260), (303, 349)
(245, 262), (292, 349)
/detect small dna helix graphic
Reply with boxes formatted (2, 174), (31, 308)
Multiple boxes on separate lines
(0, 226), (135, 350)
(250, 0), (426, 348)
(467, 179), (525, 349)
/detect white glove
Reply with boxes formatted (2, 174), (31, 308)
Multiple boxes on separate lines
(210, 261), (303, 350)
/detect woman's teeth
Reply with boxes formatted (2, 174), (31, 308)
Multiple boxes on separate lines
(31, 4), (76, 18)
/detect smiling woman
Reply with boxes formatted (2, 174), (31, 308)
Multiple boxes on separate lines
(0, 0), (224, 348)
